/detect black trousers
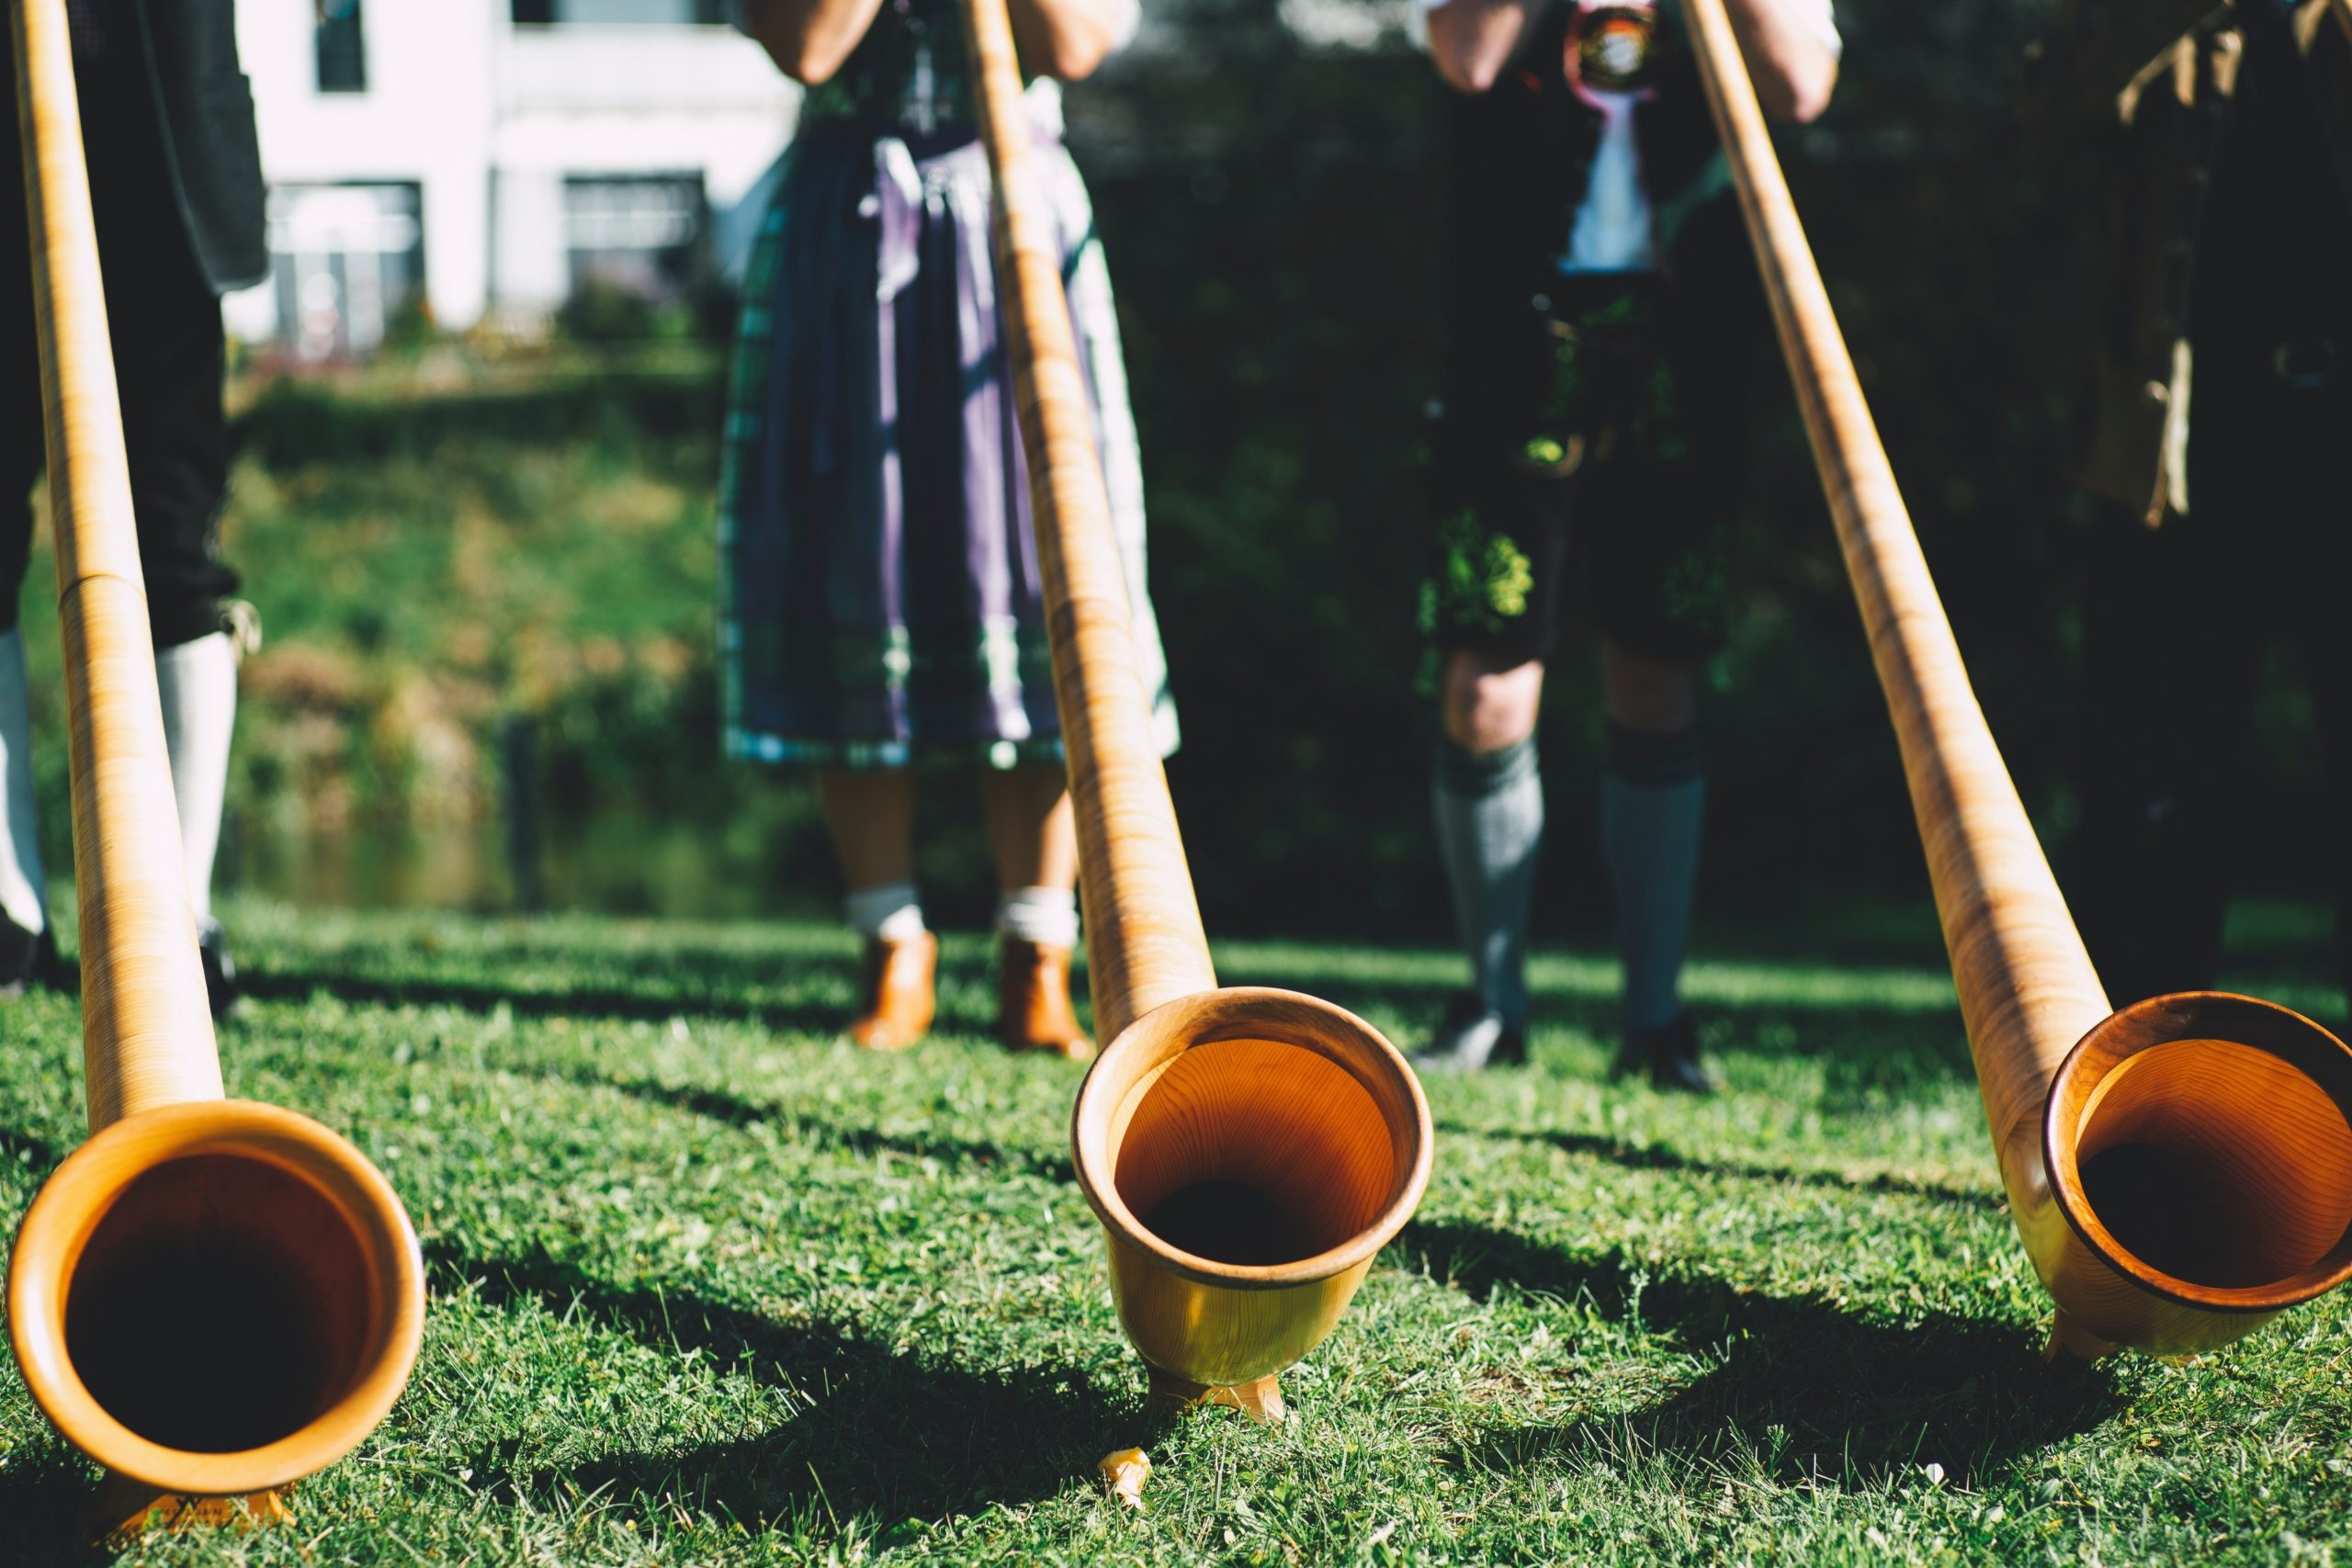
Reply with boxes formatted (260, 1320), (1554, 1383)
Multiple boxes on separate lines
(1, 46), (241, 650)
(2074, 345), (2352, 1005)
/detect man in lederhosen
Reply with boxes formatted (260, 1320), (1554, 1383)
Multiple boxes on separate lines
(1, 0), (262, 1015)
(1412, 0), (1838, 1089)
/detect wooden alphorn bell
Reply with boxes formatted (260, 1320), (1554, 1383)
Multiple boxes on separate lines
(1685, 0), (2352, 1356)
(959, 0), (1432, 1419)
(7, 0), (424, 1526)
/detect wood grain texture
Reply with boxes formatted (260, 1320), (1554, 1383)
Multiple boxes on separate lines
(959, 0), (1213, 1043)
(12, 0), (219, 1126)
(1684, 0), (2352, 1356)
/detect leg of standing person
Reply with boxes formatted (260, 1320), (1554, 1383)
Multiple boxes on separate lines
(978, 761), (1090, 1057)
(2267, 367), (2352, 1010)
(1580, 265), (1745, 1095)
(816, 767), (935, 1049)
(116, 260), (244, 1017)
(2072, 498), (2263, 1006)
(1598, 640), (1709, 1090)
(1421, 647), (1547, 1071)
(0, 102), (55, 991)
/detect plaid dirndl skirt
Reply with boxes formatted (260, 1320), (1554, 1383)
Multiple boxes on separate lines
(718, 118), (1177, 770)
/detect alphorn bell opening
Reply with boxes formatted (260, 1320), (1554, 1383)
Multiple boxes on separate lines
(9, 0), (424, 1513)
(957, 0), (1430, 1420)
(1073, 991), (1430, 1419)
(1683, 0), (2352, 1358)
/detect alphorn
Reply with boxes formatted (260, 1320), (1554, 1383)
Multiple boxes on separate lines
(959, 0), (1432, 1419)
(1685, 0), (2352, 1356)
(7, 0), (424, 1524)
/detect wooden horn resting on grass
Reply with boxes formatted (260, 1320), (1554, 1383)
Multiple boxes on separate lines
(1686, 0), (2352, 1358)
(7, 0), (424, 1524)
(959, 0), (1432, 1420)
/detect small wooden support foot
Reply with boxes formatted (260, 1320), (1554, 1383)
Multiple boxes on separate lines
(1147, 1367), (1286, 1424)
(2041, 1309), (2117, 1364)
(96, 1472), (292, 1544)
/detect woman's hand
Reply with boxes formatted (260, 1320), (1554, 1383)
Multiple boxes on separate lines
(738, 0), (889, 85)
(1007, 0), (1135, 80)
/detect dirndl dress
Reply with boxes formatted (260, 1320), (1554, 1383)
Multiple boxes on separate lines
(718, 7), (1176, 770)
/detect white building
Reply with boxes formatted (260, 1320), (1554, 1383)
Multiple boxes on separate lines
(225, 0), (799, 355)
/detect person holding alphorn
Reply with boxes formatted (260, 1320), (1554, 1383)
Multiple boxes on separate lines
(727, 0), (1173, 1057)
(2046, 0), (2352, 1008)
(1, 0), (258, 1016)
(1409, 0), (1838, 1089)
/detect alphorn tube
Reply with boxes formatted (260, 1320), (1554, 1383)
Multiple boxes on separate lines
(960, 0), (1432, 1418)
(8, 0), (424, 1513)
(1684, 0), (2352, 1357)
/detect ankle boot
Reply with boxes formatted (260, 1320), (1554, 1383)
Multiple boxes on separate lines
(849, 931), (936, 1051)
(996, 936), (1091, 1060)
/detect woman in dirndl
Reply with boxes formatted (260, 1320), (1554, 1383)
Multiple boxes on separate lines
(729, 0), (1174, 1058)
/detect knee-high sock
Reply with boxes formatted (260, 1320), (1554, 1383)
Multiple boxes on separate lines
(1431, 736), (1544, 1032)
(155, 631), (237, 926)
(844, 881), (927, 941)
(1600, 722), (1706, 1032)
(0, 630), (45, 934)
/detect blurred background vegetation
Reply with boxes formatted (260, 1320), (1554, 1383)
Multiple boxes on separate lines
(15, 0), (2334, 942)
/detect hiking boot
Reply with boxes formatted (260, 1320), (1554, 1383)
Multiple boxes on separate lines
(0, 915), (57, 998)
(1411, 990), (1527, 1073)
(1613, 1012), (1714, 1094)
(849, 931), (936, 1051)
(995, 936), (1091, 1061)
(198, 917), (240, 1021)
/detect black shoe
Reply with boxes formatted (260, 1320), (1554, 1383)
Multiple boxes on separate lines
(0, 917), (58, 998)
(1412, 991), (1527, 1073)
(1614, 1012), (1714, 1094)
(198, 918), (240, 1021)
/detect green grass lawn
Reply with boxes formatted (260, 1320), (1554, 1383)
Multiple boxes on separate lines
(1, 901), (2347, 1564)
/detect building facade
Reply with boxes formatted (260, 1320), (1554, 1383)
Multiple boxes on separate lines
(225, 0), (799, 355)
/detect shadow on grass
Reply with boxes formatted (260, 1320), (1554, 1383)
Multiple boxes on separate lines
(1437, 1121), (1997, 1212)
(1259, 964), (1976, 1099)
(1402, 1218), (2115, 1491)
(550, 1066), (1077, 1184)
(239, 965), (854, 1037)
(0, 1125), (62, 1175)
(430, 1241), (1119, 1532)
(237, 944), (1034, 1041)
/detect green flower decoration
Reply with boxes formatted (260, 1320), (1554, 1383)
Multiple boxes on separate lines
(1423, 510), (1535, 640)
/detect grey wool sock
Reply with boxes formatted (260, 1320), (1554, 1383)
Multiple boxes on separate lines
(1431, 735), (1544, 1032)
(1600, 722), (1706, 1033)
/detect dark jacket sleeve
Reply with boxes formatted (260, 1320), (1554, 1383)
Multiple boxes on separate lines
(2026, 0), (2223, 136)
(138, 0), (268, 295)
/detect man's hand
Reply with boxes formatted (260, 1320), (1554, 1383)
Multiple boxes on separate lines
(1724, 0), (1837, 122)
(1426, 0), (1547, 95)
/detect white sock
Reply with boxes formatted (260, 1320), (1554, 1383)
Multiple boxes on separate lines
(844, 881), (926, 941)
(155, 631), (237, 926)
(995, 886), (1079, 950)
(0, 630), (46, 934)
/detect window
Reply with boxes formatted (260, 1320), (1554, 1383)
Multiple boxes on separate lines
(564, 175), (708, 301)
(513, 0), (729, 23)
(315, 0), (367, 93)
(265, 183), (425, 359)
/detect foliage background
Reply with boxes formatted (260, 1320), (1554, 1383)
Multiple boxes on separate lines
(16, 0), (2335, 942)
